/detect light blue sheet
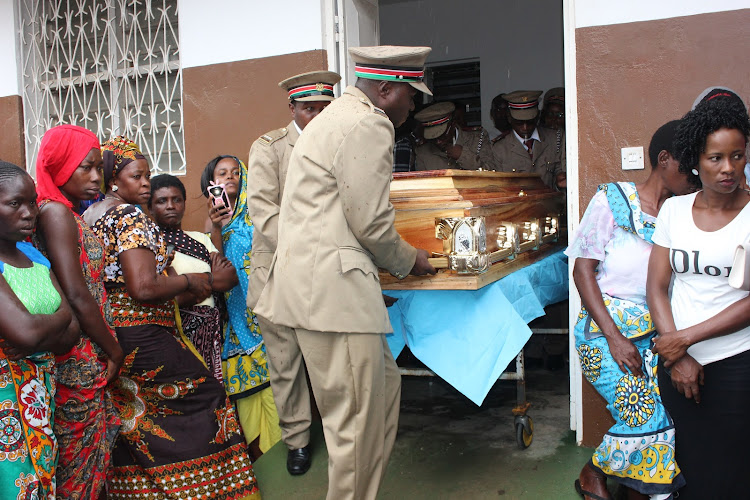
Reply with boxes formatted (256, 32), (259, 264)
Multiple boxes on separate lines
(385, 250), (568, 406)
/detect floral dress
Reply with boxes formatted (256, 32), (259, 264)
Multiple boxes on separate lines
(92, 204), (260, 499)
(34, 199), (121, 500)
(566, 182), (684, 497)
(0, 242), (61, 500)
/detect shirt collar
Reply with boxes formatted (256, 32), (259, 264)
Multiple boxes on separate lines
(293, 120), (303, 136)
(513, 128), (540, 146)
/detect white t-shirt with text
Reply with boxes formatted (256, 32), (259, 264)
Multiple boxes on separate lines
(652, 191), (750, 365)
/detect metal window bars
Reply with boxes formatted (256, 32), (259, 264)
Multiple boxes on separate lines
(18, 0), (185, 176)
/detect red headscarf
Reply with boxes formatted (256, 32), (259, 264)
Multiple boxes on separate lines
(35, 124), (101, 209)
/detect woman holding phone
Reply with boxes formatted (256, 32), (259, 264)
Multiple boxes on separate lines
(200, 156), (281, 458)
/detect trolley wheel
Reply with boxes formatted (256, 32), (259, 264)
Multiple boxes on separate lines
(515, 415), (533, 449)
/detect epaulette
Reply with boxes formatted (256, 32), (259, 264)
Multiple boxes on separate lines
(357, 96), (388, 119)
(258, 127), (288, 145)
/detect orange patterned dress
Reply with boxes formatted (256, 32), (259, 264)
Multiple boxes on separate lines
(93, 204), (260, 499)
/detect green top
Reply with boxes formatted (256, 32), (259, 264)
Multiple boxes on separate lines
(2, 262), (61, 314)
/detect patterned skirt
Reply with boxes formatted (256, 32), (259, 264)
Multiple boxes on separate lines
(575, 328), (685, 496)
(107, 324), (260, 499)
(180, 305), (223, 382)
(0, 354), (57, 500)
(54, 336), (121, 499)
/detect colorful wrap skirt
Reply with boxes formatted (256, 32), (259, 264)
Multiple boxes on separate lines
(574, 296), (685, 496)
(180, 304), (224, 382)
(54, 336), (120, 499)
(107, 323), (260, 499)
(0, 353), (57, 500)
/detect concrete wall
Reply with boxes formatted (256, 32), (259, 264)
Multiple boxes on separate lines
(379, 0), (564, 137)
(180, 51), (329, 230)
(178, 0), (329, 230)
(0, 0), (25, 167)
(571, 2), (750, 446)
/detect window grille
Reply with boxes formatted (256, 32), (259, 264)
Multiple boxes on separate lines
(425, 60), (482, 128)
(18, 0), (185, 176)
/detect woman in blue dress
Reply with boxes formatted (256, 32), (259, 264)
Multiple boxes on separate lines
(201, 155), (281, 457)
(567, 121), (692, 500)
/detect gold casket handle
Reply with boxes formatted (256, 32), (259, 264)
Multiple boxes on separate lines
(428, 257), (450, 269)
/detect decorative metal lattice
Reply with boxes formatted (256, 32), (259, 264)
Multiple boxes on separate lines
(19, 0), (185, 176)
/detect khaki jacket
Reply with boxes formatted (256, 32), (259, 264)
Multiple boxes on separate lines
(254, 86), (418, 334)
(491, 127), (566, 188)
(246, 121), (299, 309)
(415, 127), (495, 171)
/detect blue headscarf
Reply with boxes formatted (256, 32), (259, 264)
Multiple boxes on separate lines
(221, 159), (264, 359)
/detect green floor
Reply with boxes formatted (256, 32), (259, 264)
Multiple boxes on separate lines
(254, 368), (599, 499)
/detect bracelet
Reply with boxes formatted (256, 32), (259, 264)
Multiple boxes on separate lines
(183, 274), (191, 291)
(205, 272), (214, 287)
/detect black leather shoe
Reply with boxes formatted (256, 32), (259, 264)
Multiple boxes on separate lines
(287, 446), (311, 476)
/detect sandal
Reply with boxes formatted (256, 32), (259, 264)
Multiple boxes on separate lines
(575, 479), (612, 500)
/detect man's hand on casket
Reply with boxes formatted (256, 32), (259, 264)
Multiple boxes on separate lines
(411, 249), (437, 276)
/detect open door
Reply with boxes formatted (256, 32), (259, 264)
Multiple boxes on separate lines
(324, 0), (380, 90)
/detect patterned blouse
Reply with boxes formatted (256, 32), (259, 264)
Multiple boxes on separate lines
(92, 204), (175, 328)
(565, 184), (656, 305)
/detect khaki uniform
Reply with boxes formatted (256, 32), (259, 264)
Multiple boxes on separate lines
(415, 127), (495, 171)
(254, 86), (416, 500)
(491, 127), (566, 188)
(246, 121), (312, 451)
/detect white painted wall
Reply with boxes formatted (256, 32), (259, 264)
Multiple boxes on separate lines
(0, 0), (20, 97)
(575, 0), (749, 28)
(379, 0), (564, 137)
(178, 0), (326, 69)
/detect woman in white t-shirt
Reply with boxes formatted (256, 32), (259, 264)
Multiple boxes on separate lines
(148, 174), (239, 381)
(647, 96), (750, 500)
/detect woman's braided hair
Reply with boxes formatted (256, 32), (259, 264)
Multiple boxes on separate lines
(675, 97), (750, 188)
(0, 161), (29, 188)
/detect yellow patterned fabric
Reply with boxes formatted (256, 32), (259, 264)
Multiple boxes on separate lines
(235, 386), (282, 453)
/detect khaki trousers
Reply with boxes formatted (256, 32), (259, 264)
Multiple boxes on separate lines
(296, 329), (401, 500)
(257, 316), (312, 450)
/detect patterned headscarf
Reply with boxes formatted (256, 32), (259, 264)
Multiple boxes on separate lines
(35, 125), (101, 209)
(101, 136), (146, 188)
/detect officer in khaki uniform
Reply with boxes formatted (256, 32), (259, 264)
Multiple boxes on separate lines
(491, 90), (566, 189)
(246, 70), (341, 476)
(413, 101), (495, 170)
(254, 45), (436, 500)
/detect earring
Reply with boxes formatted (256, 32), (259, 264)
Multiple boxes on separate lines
(691, 169), (699, 176)
(112, 185), (119, 192)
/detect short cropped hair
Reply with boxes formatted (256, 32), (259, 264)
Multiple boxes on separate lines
(0, 161), (29, 187)
(648, 120), (681, 168)
(149, 174), (186, 208)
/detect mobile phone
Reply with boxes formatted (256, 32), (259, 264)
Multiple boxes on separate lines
(208, 184), (232, 214)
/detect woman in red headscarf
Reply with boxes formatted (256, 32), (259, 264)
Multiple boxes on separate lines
(33, 124), (123, 500)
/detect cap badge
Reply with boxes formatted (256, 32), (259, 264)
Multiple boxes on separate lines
(316, 83), (325, 91)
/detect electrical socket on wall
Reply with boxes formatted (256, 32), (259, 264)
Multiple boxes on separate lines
(621, 146), (644, 170)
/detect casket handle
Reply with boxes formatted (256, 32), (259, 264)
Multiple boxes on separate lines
(428, 257), (450, 269)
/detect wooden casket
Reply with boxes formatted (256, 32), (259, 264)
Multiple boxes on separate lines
(380, 170), (566, 290)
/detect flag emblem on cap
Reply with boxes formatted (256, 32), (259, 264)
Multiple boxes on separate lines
(508, 100), (539, 109)
(288, 84), (335, 100)
(423, 115), (451, 127)
(354, 64), (425, 83)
